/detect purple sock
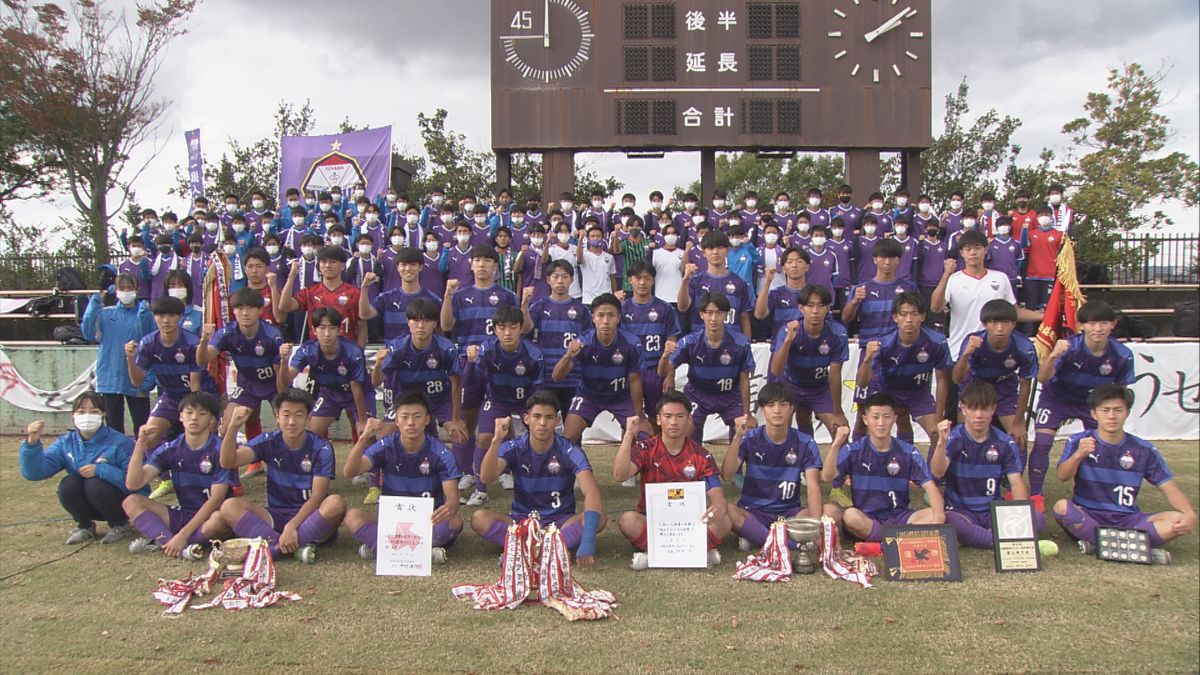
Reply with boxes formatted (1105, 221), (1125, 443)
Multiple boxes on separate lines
(946, 511), (993, 549)
(1053, 501), (1098, 543)
(736, 514), (770, 549)
(234, 511), (279, 545)
(451, 436), (474, 482)
(1028, 435), (1054, 496)
(560, 522), (583, 550)
(481, 520), (508, 548)
(354, 522), (377, 550)
(296, 510), (336, 546)
(1034, 511), (1048, 534)
(132, 511), (171, 545)
(472, 445), (488, 494)
(865, 518), (883, 542)
(187, 528), (210, 546)
(1146, 525), (1166, 548)
(433, 520), (462, 548)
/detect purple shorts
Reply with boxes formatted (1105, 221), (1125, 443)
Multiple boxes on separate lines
(460, 356), (485, 410)
(228, 379), (278, 410)
(568, 395), (636, 426)
(871, 387), (935, 419)
(744, 505), (803, 530)
(868, 507), (917, 527)
(993, 382), (1018, 418)
(786, 381), (836, 415)
(1078, 504), (1157, 533)
(686, 387), (743, 437)
(266, 507), (299, 533)
(149, 394), (181, 422)
(640, 368), (666, 419)
(167, 507), (212, 545)
(313, 387), (377, 421)
(384, 391), (453, 425)
(1034, 388), (1096, 431)
(477, 397), (524, 433)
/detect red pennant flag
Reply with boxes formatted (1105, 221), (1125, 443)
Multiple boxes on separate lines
(1034, 237), (1087, 362)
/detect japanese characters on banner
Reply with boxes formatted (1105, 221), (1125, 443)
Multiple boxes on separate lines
(376, 496), (434, 577)
(184, 129), (204, 201)
(645, 481), (708, 568)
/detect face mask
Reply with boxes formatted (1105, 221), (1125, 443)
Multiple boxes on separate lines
(353, 190), (365, 199)
(204, 222), (217, 232)
(745, 199), (757, 208)
(587, 239), (602, 249)
(287, 200), (300, 209)
(838, 195), (851, 204)
(232, 223), (245, 233)
(365, 213), (379, 224)
(949, 200), (963, 210)
(713, 199), (726, 209)
(440, 214), (454, 224)
(252, 199), (265, 210)
(331, 193), (343, 202)
(222, 243), (237, 256)
(158, 245), (172, 254)
(74, 413), (103, 434)
(396, 201), (408, 211)
(895, 197), (908, 207)
(556, 232), (570, 244)
(982, 202), (995, 211)
(529, 236), (545, 248)
(894, 225), (908, 236)
(691, 215), (705, 225)
(116, 290), (137, 305)
(474, 216), (487, 225)
(461, 203), (475, 213)
(808, 197), (821, 207)
(918, 203), (931, 213)
(301, 246), (315, 258)
(387, 195), (397, 204)
(683, 201), (696, 210)
(811, 236), (826, 247)
(424, 241), (439, 252)
(776, 201), (789, 211)
(962, 219), (977, 229)
(168, 287), (189, 300)
(305, 198), (316, 207)
(1038, 216), (1052, 227)
(225, 203), (238, 213)
(870, 201), (883, 211)
(863, 225), (877, 236)
(997, 225), (1011, 236)
(650, 200), (662, 210)
(1049, 194), (1062, 205)
(389, 235), (404, 247)
(831, 228), (844, 238)
(560, 201), (573, 211)
(400, 214), (415, 226)
(591, 200), (603, 209)
(663, 234), (678, 246)
(622, 201), (635, 208)
(455, 234), (470, 245)
(319, 203), (332, 213)
(330, 236), (344, 246)
(292, 216), (306, 227)
(730, 237), (744, 247)
(358, 243), (373, 254)
(797, 223), (810, 233)
(432, 195), (444, 205)
(265, 245), (280, 256)
(163, 222), (177, 232)
(512, 216), (524, 225)
(764, 233), (779, 245)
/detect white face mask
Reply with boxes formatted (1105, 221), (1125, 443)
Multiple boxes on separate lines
(366, 213), (379, 224)
(305, 198), (316, 207)
(620, 215), (630, 225)
(556, 232), (570, 244)
(288, 200), (300, 208)
(811, 236), (827, 247)
(301, 246), (315, 258)
(797, 223), (810, 233)
(949, 200), (963, 210)
(529, 236), (545, 248)
(461, 204), (475, 213)
(1038, 216), (1052, 227)
(692, 215), (705, 225)
(745, 199), (757, 208)
(997, 225), (1011, 236)
(622, 201), (635, 208)
(330, 236), (344, 246)
(808, 197), (821, 207)
(962, 219), (977, 229)
(353, 190), (365, 199)
(918, 203), (931, 213)
(225, 203), (238, 213)
(265, 245), (280, 256)
(424, 241), (439, 252)
(894, 225), (908, 236)
(870, 201), (884, 211)
(776, 201), (789, 211)
(332, 193), (343, 202)
(713, 199), (726, 209)
(764, 233), (779, 245)
(391, 235), (405, 247)
(405, 214), (419, 225)
(74, 413), (103, 434)
(252, 199), (265, 210)
(982, 202), (995, 211)
(358, 243), (373, 254)
(163, 221), (177, 231)
(895, 197), (908, 207)
(292, 217), (305, 227)
(864, 225), (877, 236)
(232, 223), (245, 233)
(396, 201), (408, 211)
(560, 201), (573, 211)
(650, 200), (662, 210)
(222, 243), (237, 256)
(591, 200), (603, 209)
(831, 228), (844, 238)
(167, 287), (188, 301)
(319, 203), (332, 213)
(512, 216), (524, 225)
(730, 237), (744, 247)
(455, 234), (470, 245)
(440, 214), (454, 224)
(116, 290), (137, 305)
(474, 216), (487, 225)
(204, 222), (218, 232)
(663, 234), (678, 246)
(683, 201), (696, 210)
(431, 195), (444, 205)
(129, 247), (145, 258)
(1049, 194), (1062, 205)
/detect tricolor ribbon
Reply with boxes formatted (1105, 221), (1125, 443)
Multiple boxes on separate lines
(152, 538), (300, 615)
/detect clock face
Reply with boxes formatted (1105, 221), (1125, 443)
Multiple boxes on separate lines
(826, 1), (928, 84)
(499, 0), (593, 83)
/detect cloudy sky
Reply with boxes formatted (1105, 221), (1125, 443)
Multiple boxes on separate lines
(13, 0), (1199, 241)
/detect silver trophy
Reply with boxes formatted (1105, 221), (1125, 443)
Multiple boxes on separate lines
(785, 516), (822, 574)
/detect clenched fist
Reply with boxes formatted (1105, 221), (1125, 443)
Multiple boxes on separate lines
(362, 272), (378, 287)
(964, 334), (983, 355)
(565, 339), (583, 359)
(124, 340), (138, 358)
(466, 345), (481, 363)
(445, 279), (460, 295)
(26, 420), (44, 444)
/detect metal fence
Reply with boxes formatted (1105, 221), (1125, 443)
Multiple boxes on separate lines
(1110, 234), (1200, 285)
(0, 253), (102, 291)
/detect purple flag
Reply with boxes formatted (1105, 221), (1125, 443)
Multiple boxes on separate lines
(185, 129), (204, 200)
(279, 126), (393, 204)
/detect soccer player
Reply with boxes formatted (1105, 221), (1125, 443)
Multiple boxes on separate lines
(986, 216), (1024, 297)
(754, 245), (810, 339)
(523, 259), (591, 415)
(472, 391), (606, 565)
(856, 292), (953, 445)
(661, 292), (753, 442)
(721, 383), (836, 552)
(242, 247), (280, 327)
(374, 298), (466, 441)
(928, 382), (1042, 550)
(553, 293), (649, 444)
(822, 394), (944, 542)
(123, 392), (235, 556)
(198, 287), (285, 437)
(124, 296), (218, 449)
(1029, 301), (1135, 505)
(342, 396), (463, 563)
(678, 230), (753, 336)
(614, 391), (730, 570)
(952, 299), (1038, 455)
(621, 261), (681, 419)
(769, 284), (850, 436)
(1053, 384), (1195, 562)
(219, 389), (346, 563)
(281, 307), (374, 440)
(841, 238), (918, 410)
(278, 245), (365, 346)
(359, 248), (441, 341)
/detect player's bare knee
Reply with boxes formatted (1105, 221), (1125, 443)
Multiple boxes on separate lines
(321, 494), (347, 518)
(1052, 499), (1070, 516)
(822, 502), (843, 522)
(122, 494), (146, 518)
(470, 509), (494, 532)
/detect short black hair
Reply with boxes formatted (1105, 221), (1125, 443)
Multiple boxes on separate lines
(470, 245), (499, 262)
(980, 299), (1018, 324)
(546, 259), (574, 278)
(1077, 300), (1117, 324)
(274, 387), (315, 413)
(893, 291), (927, 315)
(396, 248), (423, 265)
(872, 238), (903, 259)
(1088, 384), (1134, 410)
(798, 284), (832, 306)
(179, 391), (222, 419)
(394, 390), (432, 415)
(405, 297), (439, 322)
(960, 382), (998, 410)
(783, 246), (810, 264)
(861, 393), (897, 414)
(700, 231), (731, 250)
(317, 246), (348, 264)
(590, 293), (621, 314)
(311, 306), (343, 328)
(525, 389), (560, 414)
(493, 305), (524, 326)
(151, 296), (186, 316)
(656, 390), (691, 415)
(244, 247), (270, 266)
(698, 291), (731, 314)
(757, 382), (794, 409)
(626, 261), (655, 278)
(957, 230), (989, 250)
(231, 287), (264, 309)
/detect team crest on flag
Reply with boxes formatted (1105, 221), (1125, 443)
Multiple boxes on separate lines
(887, 459), (901, 476)
(199, 457), (213, 474)
(301, 149), (367, 195)
(255, 343), (265, 356)
(1119, 452), (1135, 470)
(280, 127), (392, 209)
(300, 457), (312, 473)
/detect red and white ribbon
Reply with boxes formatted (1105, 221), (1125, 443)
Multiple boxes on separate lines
(819, 517), (877, 590)
(732, 520), (793, 583)
(152, 538), (300, 614)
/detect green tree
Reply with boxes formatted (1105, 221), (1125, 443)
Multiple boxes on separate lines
(675, 152), (845, 205)
(1056, 63), (1199, 268)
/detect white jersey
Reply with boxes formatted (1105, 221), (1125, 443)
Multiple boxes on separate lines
(650, 247), (685, 304)
(547, 244), (582, 298)
(944, 268), (1017, 354)
(579, 249), (615, 304)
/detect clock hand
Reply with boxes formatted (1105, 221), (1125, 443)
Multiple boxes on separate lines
(864, 6), (913, 43)
(543, 0), (550, 48)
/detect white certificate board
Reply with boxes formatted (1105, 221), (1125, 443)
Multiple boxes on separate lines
(645, 481), (707, 568)
(376, 496), (433, 576)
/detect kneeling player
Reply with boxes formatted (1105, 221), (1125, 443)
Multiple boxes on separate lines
(343, 393), (463, 563)
(123, 392), (235, 556)
(822, 393), (944, 542)
(1052, 384), (1195, 562)
(471, 391), (606, 566)
(614, 391), (731, 569)
(219, 389), (347, 562)
(721, 383), (839, 552)
(928, 382), (1044, 549)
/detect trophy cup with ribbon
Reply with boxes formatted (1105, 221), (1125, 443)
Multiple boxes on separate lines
(785, 516), (823, 574)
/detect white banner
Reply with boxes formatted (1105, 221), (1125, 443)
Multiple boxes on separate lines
(0, 347), (97, 412)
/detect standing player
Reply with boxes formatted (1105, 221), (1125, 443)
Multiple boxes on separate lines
(472, 391), (606, 565)
(1029, 301), (1135, 507)
(342, 397), (463, 563)
(1052, 384), (1195, 562)
(720, 383), (835, 553)
(678, 231), (753, 337)
(660, 292), (754, 442)
(621, 261), (681, 419)
(614, 391), (731, 569)
(822, 394), (945, 542)
(928, 382), (1042, 550)
(769, 284), (850, 437)
(374, 298), (466, 441)
(278, 246), (366, 346)
(523, 260), (591, 415)
(219, 389), (346, 563)
(281, 308), (373, 440)
(358, 248), (441, 341)
(123, 392), (235, 556)
(753, 246), (811, 340)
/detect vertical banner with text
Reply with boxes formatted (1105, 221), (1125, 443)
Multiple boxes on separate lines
(184, 128), (204, 201)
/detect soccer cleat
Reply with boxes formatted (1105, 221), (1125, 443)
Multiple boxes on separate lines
(431, 547), (447, 565)
(240, 462), (265, 479)
(129, 536), (161, 554)
(65, 526), (96, 545)
(707, 549), (722, 568)
(630, 552), (649, 571)
(351, 473), (368, 486)
(1078, 539), (1095, 555)
(295, 544), (318, 564)
(148, 479), (174, 500)
(1030, 495), (1045, 513)
(829, 487), (853, 508)
(621, 476), (638, 488)
(458, 475), (476, 492)
(1150, 548), (1171, 565)
(465, 490), (489, 507)
(357, 544), (374, 560)
(498, 473), (515, 490)
(737, 537), (752, 552)
(363, 487), (381, 505)
(100, 524), (135, 544)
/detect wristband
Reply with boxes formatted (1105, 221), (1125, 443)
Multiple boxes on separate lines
(577, 510), (601, 558)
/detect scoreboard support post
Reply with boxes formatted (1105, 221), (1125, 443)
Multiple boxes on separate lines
(845, 149), (882, 199)
(496, 151), (512, 195)
(543, 149), (576, 205)
(901, 149), (923, 195)
(700, 149), (716, 205)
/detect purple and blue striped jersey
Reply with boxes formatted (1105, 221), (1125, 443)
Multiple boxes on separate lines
(209, 321), (284, 401)
(869, 327), (954, 393)
(621, 296), (680, 365)
(1059, 431), (1172, 514)
(472, 336), (544, 407)
(380, 334), (461, 406)
(671, 329), (754, 396)
(134, 330), (217, 399)
(248, 430), (335, 510)
(499, 433), (592, 519)
(575, 329), (644, 403)
(772, 320), (849, 389)
(836, 436), (935, 516)
(1045, 335), (1135, 405)
(936, 425), (1022, 512)
(363, 433), (461, 506)
(449, 284), (518, 348)
(529, 296), (592, 390)
(737, 427), (823, 513)
(147, 433), (237, 512)
(957, 330), (1038, 397)
(686, 272), (752, 335)
(850, 278), (919, 346)
(289, 337), (368, 395)
(371, 287), (442, 340)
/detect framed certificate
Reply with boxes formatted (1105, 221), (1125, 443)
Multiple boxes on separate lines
(990, 501), (1043, 573)
(376, 496), (434, 577)
(882, 524), (962, 582)
(645, 481), (707, 569)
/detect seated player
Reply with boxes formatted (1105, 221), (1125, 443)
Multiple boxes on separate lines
(281, 307), (374, 440)
(660, 291), (754, 442)
(769, 284), (851, 437)
(124, 296), (218, 450)
(123, 392), (235, 556)
(822, 393), (945, 542)
(553, 293), (650, 444)
(219, 389), (347, 563)
(856, 292), (952, 446)
(522, 259), (591, 415)
(198, 288), (285, 439)
(1053, 384), (1195, 563)
(613, 391), (731, 570)
(928, 382), (1044, 550)
(472, 391), (606, 566)
(720, 383), (838, 553)
(1030, 301), (1135, 507)
(952, 299), (1038, 457)
(621, 261), (681, 421)
(342, 394), (463, 563)
(461, 305), (545, 506)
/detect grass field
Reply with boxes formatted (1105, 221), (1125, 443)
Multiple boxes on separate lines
(1, 436), (1197, 673)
